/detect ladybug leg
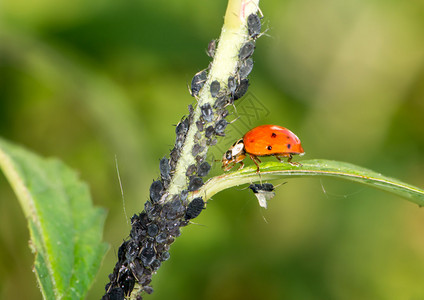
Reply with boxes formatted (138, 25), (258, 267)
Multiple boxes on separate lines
(237, 161), (245, 170)
(275, 155), (283, 162)
(287, 154), (302, 166)
(249, 154), (261, 172)
(224, 161), (235, 171)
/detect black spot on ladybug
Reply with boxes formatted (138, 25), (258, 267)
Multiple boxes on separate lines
(239, 41), (255, 60)
(210, 80), (221, 98)
(271, 132), (277, 138)
(247, 13), (262, 39)
(185, 197), (205, 220)
(267, 145), (272, 150)
(287, 143), (291, 149)
(188, 177), (203, 191)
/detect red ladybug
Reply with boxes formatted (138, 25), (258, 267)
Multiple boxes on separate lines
(222, 125), (304, 171)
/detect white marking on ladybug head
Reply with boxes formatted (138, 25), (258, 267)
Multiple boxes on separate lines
(232, 142), (244, 157)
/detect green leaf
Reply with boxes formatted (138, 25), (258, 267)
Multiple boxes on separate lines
(192, 159), (424, 206)
(0, 138), (109, 300)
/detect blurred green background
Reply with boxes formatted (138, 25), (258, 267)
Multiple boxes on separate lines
(1, 0), (424, 299)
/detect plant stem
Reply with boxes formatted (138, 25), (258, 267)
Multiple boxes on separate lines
(167, 0), (260, 196)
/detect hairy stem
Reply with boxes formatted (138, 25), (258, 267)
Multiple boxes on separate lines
(167, 0), (260, 195)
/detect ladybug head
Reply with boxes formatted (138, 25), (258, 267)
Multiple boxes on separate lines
(221, 139), (246, 170)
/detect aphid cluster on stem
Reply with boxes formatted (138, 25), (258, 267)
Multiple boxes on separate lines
(103, 190), (205, 299)
(103, 12), (264, 300)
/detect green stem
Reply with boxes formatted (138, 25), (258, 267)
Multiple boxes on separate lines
(190, 159), (424, 207)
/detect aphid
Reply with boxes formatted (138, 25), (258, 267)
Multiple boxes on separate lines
(234, 78), (249, 100)
(120, 272), (135, 296)
(238, 58), (254, 79)
(156, 232), (168, 244)
(201, 103), (214, 122)
(163, 196), (185, 220)
(207, 138), (217, 146)
(215, 119), (228, 136)
(214, 95), (228, 109)
(185, 197), (205, 220)
(180, 189), (189, 204)
(108, 272), (117, 282)
(205, 126), (215, 138)
(206, 39), (216, 58)
(129, 259), (144, 281)
(186, 164), (197, 177)
(175, 118), (189, 137)
(125, 241), (139, 261)
(117, 241), (129, 262)
(150, 259), (161, 271)
(249, 183), (275, 208)
(149, 180), (163, 203)
(144, 286), (154, 295)
(104, 287), (125, 300)
(188, 176), (203, 191)
(161, 251), (171, 261)
(228, 76), (237, 96)
(197, 162), (211, 177)
(147, 223), (159, 237)
(194, 131), (202, 143)
(247, 13), (261, 39)
(239, 41), (255, 60)
(144, 200), (154, 215)
(191, 70), (207, 96)
(140, 246), (156, 266)
(195, 155), (205, 165)
(222, 125), (304, 172)
(196, 120), (204, 131)
(188, 104), (194, 123)
(192, 144), (203, 157)
(159, 156), (170, 181)
(210, 80), (221, 98)
(216, 107), (229, 119)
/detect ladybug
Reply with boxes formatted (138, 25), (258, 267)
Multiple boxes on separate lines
(222, 125), (304, 171)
